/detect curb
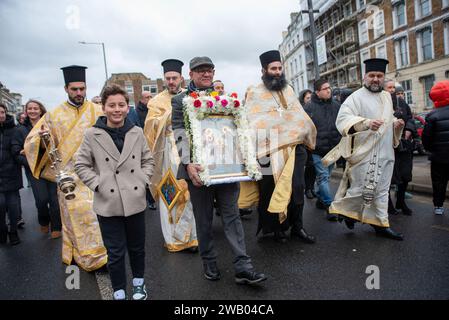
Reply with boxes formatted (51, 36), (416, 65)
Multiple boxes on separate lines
(331, 171), (449, 198)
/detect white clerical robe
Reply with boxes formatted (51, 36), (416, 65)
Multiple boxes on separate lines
(324, 87), (402, 227)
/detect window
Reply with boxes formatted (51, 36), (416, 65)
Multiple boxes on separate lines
(294, 58), (298, 74)
(393, 1), (406, 29)
(142, 85), (151, 92)
(401, 80), (413, 105)
(421, 75), (435, 109)
(376, 44), (387, 59)
(356, 0), (366, 10)
(125, 84), (134, 94)
(395, 37), (409, 68)
(344, 2), (352, 17)
(349, 66), (358, 83)
(150, 85), (157, 94)
(360, 49), (370, 74)
(417, 27), (433, 62)
(415, 0), (432, 20)
(444, 0), (449, 8)
(346, 27), (354, 42)
(374, 11), (385, 39)
(444, 21), (449, 55)
(288, 44), (291, 52)
(292, 39), (295, 48)
(359, 20), (369, 44)
(297, 34), (300, 44)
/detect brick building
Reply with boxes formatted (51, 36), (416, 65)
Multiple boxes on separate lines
(357, 0), (449, 112)
(104, 73), (163, 108)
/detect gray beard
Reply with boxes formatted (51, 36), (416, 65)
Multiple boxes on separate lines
(262, 73), (288, 91)
(364, 84), (383, 93)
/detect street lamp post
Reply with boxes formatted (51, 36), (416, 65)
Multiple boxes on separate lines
(78, 41), (109, 82)
(301, 0), (320, 81)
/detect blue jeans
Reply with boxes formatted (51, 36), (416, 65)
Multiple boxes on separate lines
(312, 154), (334, 206)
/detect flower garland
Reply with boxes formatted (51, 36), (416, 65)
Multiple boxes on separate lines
(183, 90), (262, 186)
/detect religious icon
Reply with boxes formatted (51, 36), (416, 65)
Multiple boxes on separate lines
(198, 115), (249, 185)
(157, 168), (183, 212)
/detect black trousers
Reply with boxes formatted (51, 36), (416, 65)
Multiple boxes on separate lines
(304, 150), (316, 191)
(187, 182), (253, 273)
(97, 211), (146, 292)
(257, 145), (307, 234)
(26, 170), (61, 231)
(430, 162), (449, 207)
(0, 191), (20, 233)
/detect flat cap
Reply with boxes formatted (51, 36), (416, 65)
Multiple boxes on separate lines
(189, 56), (215, 70)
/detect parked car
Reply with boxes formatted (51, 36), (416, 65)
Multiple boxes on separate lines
(413, 115), (427, 155)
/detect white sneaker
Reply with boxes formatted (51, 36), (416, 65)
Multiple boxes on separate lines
(132, 284), (147, 300)
(434, 207), (445, 215)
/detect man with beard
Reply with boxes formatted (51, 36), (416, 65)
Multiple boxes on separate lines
(172, 56), (266, 285)
(24, 66), (107, 270)
(144, 59), (198, 253)
(323, 59), (405, 240)
(245, 50), (317, 244)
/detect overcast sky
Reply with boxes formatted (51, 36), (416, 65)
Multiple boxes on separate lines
(0, 0), (302, 109)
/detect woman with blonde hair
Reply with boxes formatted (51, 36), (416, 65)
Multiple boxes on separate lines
(13, 99), (62, 239)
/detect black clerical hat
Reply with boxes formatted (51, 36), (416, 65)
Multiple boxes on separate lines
(161, 59), (184, 74)
(61, 65), (87, 85)
(259, 50), (282, 68)
(363, 58), (389, 74)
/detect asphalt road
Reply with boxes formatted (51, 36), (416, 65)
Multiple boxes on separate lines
(1, 177), (448, 300)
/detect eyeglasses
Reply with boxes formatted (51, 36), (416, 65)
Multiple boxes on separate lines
(194, 68), (214, 75)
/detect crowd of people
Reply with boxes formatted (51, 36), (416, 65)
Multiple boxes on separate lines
(1, 52), (448, 300)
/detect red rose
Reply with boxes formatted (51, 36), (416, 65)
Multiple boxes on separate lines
(190, 92), (199, 99)
(234, 100), (240, 108)
(231, 93), (238, 98)
(207, 101), (214, 108)
(194, 99), (202, 108)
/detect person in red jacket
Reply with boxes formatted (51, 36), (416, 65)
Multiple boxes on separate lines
(422, 80), (449, 215)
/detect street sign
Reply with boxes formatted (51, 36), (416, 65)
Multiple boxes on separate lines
(316, 35), (327, 66)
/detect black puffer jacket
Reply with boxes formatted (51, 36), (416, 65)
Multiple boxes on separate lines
(422, 105), (449, 164)
(0, 115), (23, 192)
(13, 117), (34, 168)
(303, 93), (341, 157)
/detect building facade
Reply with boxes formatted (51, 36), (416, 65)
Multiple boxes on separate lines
(305, 0), (361, 90)
(357, 0), (449, 112)
(280, 0), (362, 97)
(0, 81), (22, 116)
(105, 73), (163, 108)
(280, 12), (309, 97)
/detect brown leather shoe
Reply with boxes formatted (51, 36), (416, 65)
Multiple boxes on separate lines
(51, 231), (62, 239)
(40, 225), (50, 234)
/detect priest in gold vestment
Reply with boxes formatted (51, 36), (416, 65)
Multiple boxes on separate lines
(24, 66), (107, 271)
(323, 59), (405, 240)
(245, 50), (317, 244)
(144, 59), (198, 252)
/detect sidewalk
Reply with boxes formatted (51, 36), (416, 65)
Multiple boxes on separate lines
(331, 158), (449, 198)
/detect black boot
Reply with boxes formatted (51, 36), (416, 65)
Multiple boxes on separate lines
(291, 228), (316, 244)
(8, 231), (21, 246)
(0, 230), (7, 244)
(372, 226), (403, 241)
(273, 231), (288, 243)
(396, 183), (413, 216)
(305, 189), (315, 199)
